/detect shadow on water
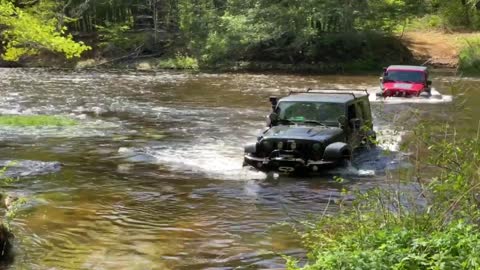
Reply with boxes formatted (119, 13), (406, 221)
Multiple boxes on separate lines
(0, 68), (477, 269)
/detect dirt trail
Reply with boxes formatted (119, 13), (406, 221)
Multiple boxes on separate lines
(401, 31), (480, 68)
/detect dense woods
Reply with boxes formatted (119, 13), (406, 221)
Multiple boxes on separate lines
(0, 0), (480, 69)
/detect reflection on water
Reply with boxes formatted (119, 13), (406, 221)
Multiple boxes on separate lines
(0, 68), (477, 269)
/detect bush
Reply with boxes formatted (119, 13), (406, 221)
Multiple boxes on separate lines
(157, 54), (199, 70)
(287, 221), (480, 270)
(406, 15), (444, 31)
(459, 38), (480, 74)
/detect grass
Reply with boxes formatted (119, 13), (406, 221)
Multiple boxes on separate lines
(0, 115), (77, 127)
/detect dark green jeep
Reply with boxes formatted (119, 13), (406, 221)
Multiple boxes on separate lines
(243, 89), (376, 174)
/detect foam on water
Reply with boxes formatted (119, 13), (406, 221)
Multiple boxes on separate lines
(368, 87), (453, 104)
(118, 144), (266, 180)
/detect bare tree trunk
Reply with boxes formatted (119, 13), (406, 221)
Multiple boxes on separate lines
(153, 0), (158, 44)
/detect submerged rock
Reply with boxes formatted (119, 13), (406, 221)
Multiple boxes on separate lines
(0, 160), (62, 178)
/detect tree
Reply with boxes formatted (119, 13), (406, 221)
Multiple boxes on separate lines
(0, 0), (90, 61)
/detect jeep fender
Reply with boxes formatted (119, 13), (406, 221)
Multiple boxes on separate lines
(323, 142), (352, 161)
(244, 143), (257, 154)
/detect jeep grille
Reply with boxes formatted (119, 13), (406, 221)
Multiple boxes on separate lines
(258, 139), (324, 160)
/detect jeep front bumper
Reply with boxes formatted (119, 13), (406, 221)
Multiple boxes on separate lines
(382, 89), (422, 97)
(243, 154), (336, 173)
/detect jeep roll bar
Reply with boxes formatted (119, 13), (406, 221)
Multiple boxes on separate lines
(287, 88), (369, 98)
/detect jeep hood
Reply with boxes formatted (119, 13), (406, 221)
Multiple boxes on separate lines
(383, 82), (425, 92)
(262, 125), (344, 142)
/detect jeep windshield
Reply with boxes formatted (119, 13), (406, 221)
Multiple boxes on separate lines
(277, 101), (344, 125)
(384, 70), (425, 83)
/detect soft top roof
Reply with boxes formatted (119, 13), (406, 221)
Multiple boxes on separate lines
(279, 90), (368, 104)
(387, 65), (428, 72)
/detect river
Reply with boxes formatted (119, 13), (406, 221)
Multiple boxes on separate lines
(0, 68), (478, 269)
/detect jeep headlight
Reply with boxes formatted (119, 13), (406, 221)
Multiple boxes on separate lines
(312, 143), (321, 152)
(277, 141), (284, 149)
(290, 141), (296, 150)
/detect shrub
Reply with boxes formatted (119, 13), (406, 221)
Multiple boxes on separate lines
(405, 15), (444, 31)
(157, 54), (199, 70)
(459, 38), (480, 74)
(287, 220), (480, 270)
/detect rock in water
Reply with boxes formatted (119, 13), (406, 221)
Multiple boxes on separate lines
(0, 160), (62, 178)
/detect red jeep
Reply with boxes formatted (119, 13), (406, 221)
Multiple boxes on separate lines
(379, 65), (432, 97)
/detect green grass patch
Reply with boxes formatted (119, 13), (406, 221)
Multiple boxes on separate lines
(0, 115), (77, 126)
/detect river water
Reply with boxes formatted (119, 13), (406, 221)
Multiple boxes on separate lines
(0, 68), (478, 269)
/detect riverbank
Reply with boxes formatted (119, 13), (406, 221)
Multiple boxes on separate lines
(400, 31), (480, 69)
(0, 31), (478, 75)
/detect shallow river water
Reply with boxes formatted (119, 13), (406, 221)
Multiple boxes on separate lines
(0, 68), (479, 269)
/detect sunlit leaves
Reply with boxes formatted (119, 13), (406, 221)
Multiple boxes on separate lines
(0, 0), (91, 61)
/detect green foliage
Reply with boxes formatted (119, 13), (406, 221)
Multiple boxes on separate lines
(459, 38), (480, 74)
(287, 221), (480, 270)
(0, 0), (91, 61)
(96, 22), (131, 48)
(0, 115), (77, 126)
(171, 0), (422, 65)
(435, 0), (480, 30)
(2, 0), (479, 68)
(409, 0), (480, 31)
(285, 103), (480, 269)
(405, 15), (444, 31)
(157, 54), (199, 70)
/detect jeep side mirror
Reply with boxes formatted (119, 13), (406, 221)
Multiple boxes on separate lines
(267, 112), (278, 126)
(427, 80), (432, 86)
(269, 96), (278, 110)
(379, 76), (383, 82)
